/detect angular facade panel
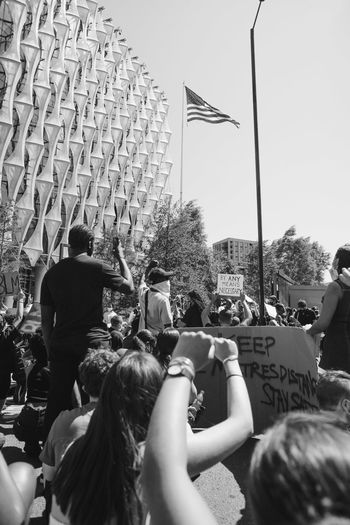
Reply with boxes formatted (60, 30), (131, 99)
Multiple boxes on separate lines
(0, 0), (172, 268)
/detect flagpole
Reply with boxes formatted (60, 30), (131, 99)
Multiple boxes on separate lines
(180, 81), (185, 209)
(251, 0), (266, 325)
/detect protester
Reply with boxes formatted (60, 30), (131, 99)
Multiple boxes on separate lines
(103, 303), (116, 328)
(155, 328), (180, 370)
(0, 290), (25, 417)
(136, 329), (157, 354)
(138, 260), (174, 335)
(143, 331), (253, 525)
(40, 224), (134, 434)
(295, 299), (317, 326)
(177, 290), (205, 327)
(316, 369), (350, 420)
(13, 333), (50, 457)
(51, 351), (164, 525)
(307, 245), (350, 372)
(248, 412), (350, 525)
(40, 349), (119, 520)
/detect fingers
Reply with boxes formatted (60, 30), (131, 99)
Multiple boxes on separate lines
(214, 338), (239, 362)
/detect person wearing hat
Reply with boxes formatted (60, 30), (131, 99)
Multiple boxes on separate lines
(138, 261), (174, 335)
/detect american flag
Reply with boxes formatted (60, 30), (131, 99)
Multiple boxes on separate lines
(185, 86), (240, 128)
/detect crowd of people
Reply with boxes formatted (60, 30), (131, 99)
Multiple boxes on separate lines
(0, 225), (350, 524)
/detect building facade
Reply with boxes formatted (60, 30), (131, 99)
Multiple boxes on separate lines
(213, 237), (257, 271)
(0, 0), (172, 293)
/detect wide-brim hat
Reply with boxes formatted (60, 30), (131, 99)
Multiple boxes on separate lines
(148, 268), (174, 284)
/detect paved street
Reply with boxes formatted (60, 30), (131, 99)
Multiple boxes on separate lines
(1, 401), (254, 525)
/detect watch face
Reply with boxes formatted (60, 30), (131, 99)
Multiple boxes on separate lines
(168, 364), (182, 376)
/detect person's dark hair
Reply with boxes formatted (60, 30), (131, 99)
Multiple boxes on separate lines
(131, 335), (146, 352)
(78, 349), (119, 398)
(249, 411), (350, 525)
(297, 299), (307, 308)
(110, 330), (124, 351)
(29, 333), (47, 366)
(335, 245), (350, 274)
(68, 224), (94, 251)
(316, 370), (350, 411)
(188, 290), (205, 310)
(208, 311), (220, 326)
(156, 328), (180, 369)
(53, 352), (164, 525)
(110, 315), (123, 330)
(4, 313), (16, 326)
(136, 329), (157, 353)
(219, 309), (234, 326)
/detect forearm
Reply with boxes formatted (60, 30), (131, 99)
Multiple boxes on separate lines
(13, 299), (24, 328)
(117, 257), (133, 284)
(41, 323), (53, 358)
(241, 301), (252, 326)
(144, 376), (216, 525)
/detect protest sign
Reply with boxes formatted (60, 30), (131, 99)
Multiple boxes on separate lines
(0, 271), (20, 296)
(179, 326), (318, 433)
(217, 273), (243, 297)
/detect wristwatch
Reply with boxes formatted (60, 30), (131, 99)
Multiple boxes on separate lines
(167, 357), (195, 381)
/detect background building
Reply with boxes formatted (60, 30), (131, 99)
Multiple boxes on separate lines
(213, 237), (257, 272)
(0, 0), (172, 300)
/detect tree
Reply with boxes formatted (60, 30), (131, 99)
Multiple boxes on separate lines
(145, 200), (237, 300)
(245, 226), (330, 297)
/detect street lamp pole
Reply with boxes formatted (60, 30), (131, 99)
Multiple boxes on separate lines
(251, 0), (266, 324)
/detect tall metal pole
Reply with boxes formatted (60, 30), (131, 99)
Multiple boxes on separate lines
(251, 1), (265, 324)
(180, 81), (185, 209)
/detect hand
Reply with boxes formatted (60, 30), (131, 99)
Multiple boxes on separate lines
(214, 338), (239, 362)
(113, 239), (125, 260)
(340, 267), (350, 287)
(172, 331), (214, 371)
(239, 291), (246, 302)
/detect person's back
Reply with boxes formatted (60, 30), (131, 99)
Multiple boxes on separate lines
(42, 255), (123, 349)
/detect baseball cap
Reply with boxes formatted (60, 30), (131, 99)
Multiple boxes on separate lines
(148, 268), (174, 284)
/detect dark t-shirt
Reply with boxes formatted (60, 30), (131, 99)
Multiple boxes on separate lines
(40, 254), (124, 356)
(0, 326), (22, 369)
(295, 308), (316, 326)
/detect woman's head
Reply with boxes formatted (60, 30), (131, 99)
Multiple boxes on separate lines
(249, 411), (350, 525)
(333, 245), (350, 276)
(156, 328), (180, 368)
(136, 329), (157, 353)
(95, 351), (163, 442)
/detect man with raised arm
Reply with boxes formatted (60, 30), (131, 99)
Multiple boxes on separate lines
(40, 224), (134, 433)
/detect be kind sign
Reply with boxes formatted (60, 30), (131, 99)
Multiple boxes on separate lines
(217, 273), (244, 297)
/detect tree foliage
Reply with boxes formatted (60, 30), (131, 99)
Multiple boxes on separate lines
(245, 226), (330, 297)
(144, 200), (237, 300)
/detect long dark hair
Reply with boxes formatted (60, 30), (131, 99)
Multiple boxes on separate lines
(53, 351), (164, 525)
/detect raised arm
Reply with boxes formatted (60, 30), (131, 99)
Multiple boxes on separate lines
(239, 292), (253, 327)
(186, 339), (253, 476)
(112, 239), (134, 294)
(13, 289), (25, 328)
(143, 332), (218, 525)
(307, 281), (341, 337)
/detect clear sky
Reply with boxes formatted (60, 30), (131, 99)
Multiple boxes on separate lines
(102, 0), (350, 265)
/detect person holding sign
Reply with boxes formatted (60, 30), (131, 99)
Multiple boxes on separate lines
(307, 245), (350, 373)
